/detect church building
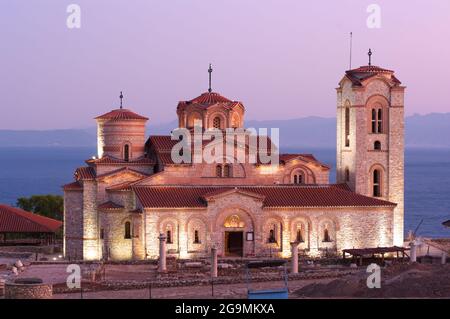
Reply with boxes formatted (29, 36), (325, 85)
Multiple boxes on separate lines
(63, 57), (405, 261)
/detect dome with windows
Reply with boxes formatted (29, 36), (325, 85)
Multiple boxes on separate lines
(177, 91), (245, 130)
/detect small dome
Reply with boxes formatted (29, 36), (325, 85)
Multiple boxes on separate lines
(95, 108), (148, 121)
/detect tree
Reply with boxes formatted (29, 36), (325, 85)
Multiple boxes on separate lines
(16, 195), (63, 221)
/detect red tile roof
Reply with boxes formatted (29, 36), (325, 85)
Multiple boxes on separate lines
(133, 185), (396, 209)
(96, 167), (149, 179)
(189, 92), (232, 104)
(98, 201), (124, 210)
(75, 167), (96, 180)
(63, 181), (83, 191)
(149, 136), (179, 152)
(279, 153), (330, 169)
(345, 65), (401, 86)
(0, 204), (62, 233)
(177, 92), (244, 110)
(86, 155), (155, 165)
(348, 65), (394, 74)
(106, 181), (134, 191)
(95, 109), (148, 121)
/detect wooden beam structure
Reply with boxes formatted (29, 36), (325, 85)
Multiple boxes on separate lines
(342, 246), (410, 265)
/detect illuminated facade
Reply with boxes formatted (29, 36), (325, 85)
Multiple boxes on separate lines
(63, 63), (404, 261)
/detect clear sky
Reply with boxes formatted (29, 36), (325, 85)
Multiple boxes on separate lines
(1, 0), (449, 129)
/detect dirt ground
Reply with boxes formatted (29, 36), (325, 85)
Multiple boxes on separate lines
(294, 263), (450, 298)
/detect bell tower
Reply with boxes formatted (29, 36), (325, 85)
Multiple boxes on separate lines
(336, 50), (405, 246)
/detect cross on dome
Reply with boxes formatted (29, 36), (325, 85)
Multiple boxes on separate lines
(208, 64), (213, 93)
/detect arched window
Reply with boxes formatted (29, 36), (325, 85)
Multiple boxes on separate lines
(194, 230), (200, 244)
(216, 165), (222, 177)
(187, 112), (202, 128)
(267, 224), (278, 243)
(378, 109), (383, 133)
(373, 169), (382, 197)
(345, 107), (350, 147)
(292, 171), (305, 184)
(223, 164), (232, 178)
(296, 228), (304, 243)
(345, 167), (350, 182)
(323, 228), (332, 242)
(166, 229), (173, 244)
(268, 229), (276, 243)
(374, 141), (381, 150)
(231, 114), (240, 128)
(371, 108), (383, 133)
(124, 144), (130, 161)
(213, 117), (221, 129)
(124, 221), (131, 239)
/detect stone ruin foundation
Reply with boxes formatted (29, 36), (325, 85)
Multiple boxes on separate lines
(5, 278), (53, 299)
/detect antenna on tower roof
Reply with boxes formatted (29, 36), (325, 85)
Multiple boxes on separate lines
(349, 32), (353, 70)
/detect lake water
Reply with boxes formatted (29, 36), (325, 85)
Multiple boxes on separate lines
(0, 147), (449, 238)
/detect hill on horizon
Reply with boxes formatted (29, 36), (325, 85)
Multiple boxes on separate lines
(1, 113), (449, 148)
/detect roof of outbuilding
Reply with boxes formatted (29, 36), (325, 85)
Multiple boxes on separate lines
(133, 185), (396, 209)
(0, 204), (62, 233)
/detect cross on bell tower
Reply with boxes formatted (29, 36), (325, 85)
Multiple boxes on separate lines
(368, 49), (373, 66)
(208, 64), (213, 93)
(119, 91), (124, 109)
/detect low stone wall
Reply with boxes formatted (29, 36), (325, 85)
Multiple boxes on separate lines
(0, 245), (60, 255)
(5, 278), (53, 299)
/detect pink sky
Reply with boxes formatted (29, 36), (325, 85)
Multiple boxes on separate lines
(1, 0), (450, 130)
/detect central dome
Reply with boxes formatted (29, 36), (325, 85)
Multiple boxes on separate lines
(177, 91), (245, 130)
(189, 92), (233, 104)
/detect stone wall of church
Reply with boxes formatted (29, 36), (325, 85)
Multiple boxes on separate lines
(139, 160), (329, 187)
(142, 192), (394, 260)
(388, 104), (405, 246)
(98, 190), (144, 260)
(100, 210), (133, 260)
(63, 190), (84, 260)
(144, 209), (210, 259)
(82, 181), (100, 260)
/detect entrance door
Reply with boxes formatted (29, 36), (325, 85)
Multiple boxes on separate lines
(225, 231), (243, 257)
